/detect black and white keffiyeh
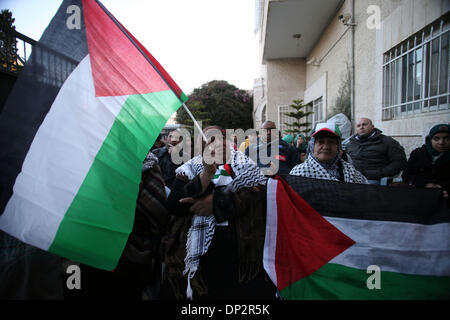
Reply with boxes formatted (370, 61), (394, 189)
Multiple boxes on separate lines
(143, 151), (159, 171)
(290, 153), (369, 184)
(176, 150), (266, 299)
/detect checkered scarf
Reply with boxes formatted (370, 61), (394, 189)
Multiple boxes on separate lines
(290, 153), (369, 184)
(176, 150), (266, 299)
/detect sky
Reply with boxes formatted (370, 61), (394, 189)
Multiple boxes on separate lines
(1, 0), (259, 95)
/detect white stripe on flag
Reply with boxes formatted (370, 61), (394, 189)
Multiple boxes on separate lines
(263, 178), (278, 287)
(327, 217), (450, 276)
(0, 55), (127, 250)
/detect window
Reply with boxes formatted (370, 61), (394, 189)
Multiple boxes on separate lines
(382, 16), (449, 120)
(279, 97), (324, 135)
(261, 104), (266, 123)
(307, 97), (324, 130)
(278, 104), (294, 134)
(313, 97), (324, 125)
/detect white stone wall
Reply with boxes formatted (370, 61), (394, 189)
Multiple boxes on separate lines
(305, 0), (351, 117)
(263, 58), (306, 129)
(382, 112), (450, 157)
(254, 0), (450, 155)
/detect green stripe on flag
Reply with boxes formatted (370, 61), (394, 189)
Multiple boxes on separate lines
(280, 263), (450, 300)
(180, 91), (188, 103)
(213, 169), (231, 179)
(49, 90), (185, 270)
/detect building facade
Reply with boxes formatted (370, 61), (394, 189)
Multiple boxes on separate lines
(253, 0), (450, 155)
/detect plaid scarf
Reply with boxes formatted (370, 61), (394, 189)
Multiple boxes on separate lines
(176, 150), (266, 299)
(290, 153), (369, 184)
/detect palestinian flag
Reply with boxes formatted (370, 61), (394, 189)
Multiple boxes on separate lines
(264, 176), (450, 299)
(0, 0), (187, 270)
(211, 163), (232, 185)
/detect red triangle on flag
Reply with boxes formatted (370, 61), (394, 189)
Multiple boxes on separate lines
(274, 177), (355, 291)
(83, 0), (171, 97)
(223, 163), (232, 176)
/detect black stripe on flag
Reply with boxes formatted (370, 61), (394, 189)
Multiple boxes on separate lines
(284, 175), (449, 225)
(0, 0), (88, 215)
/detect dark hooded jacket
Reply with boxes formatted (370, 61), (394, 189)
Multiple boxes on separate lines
(152, 146), (181, 189)
(402, 144), (450, 191)
(343, 128), (407, 180)
(246, 138), (300, 176)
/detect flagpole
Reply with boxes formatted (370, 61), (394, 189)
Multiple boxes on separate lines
(182, 103), (208, 142)
(96, 1), (205, 143)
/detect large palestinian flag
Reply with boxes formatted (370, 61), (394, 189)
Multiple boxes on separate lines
(264, 176), (450, 299)
(0, 0), (187, 270)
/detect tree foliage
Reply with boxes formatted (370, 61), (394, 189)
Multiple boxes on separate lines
(177, 100), (211, 133)
(176, 80), (253, 130)
(283, 99), (313, 136)
(0, 9), (20, 73)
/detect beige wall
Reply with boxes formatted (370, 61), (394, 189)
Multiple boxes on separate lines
(255, 58), (306, 129)
(255, 0), (450, 155)
(253, 0), (268, 129)
(306, 0), (351, 117)
(384, 112), (450, 157)
(253, 76), (266, 127)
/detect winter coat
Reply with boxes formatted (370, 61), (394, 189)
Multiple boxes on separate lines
(343, 129), (407, 180)
(161, 153), (275, 299)
(246, 138), (301, 176)
(152, 146), (181, 189)
(402, 145), (450, 191)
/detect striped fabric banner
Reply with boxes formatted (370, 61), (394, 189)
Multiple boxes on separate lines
(264, 176), (450, 299)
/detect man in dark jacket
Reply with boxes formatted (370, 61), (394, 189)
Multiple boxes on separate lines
(153, 130), (182, 189)
(343, 118), (407, 184)
(246, 121), (300, 176)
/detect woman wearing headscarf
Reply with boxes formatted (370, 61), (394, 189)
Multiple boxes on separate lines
(290, 123), (368, 184)
(294, 133), (308, 162)
(295, 133), (308, 153)
(282, 134), (294, 146)
(161, 126), (276, 300)
(402, 124), (450, 198)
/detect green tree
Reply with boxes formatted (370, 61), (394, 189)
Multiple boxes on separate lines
(0, 9), (20, 73)
(176, 100), (211, 131)
(328, 63), (351, 120)
(283, 99), (314, 136)
(176, 80), (253, 130)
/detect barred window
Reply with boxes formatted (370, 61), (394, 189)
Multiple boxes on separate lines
(279, 96), (324, 135)
(278, 104), (294, 134)
(306, 97), (324, 130)
(312, 97), (324, 126)
(262, 104), (266, 123)
(382, 16), (449, 120)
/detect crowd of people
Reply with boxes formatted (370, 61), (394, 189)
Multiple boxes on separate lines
(1, 118), (448, 300)
(99, 118), (449, 300)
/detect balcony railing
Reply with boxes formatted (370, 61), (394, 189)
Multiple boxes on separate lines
(0, 27), (37, 76)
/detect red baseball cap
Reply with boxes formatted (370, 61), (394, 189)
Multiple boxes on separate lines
(312, 123), (342, 138)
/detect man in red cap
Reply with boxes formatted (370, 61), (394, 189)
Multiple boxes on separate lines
(290, 123), (368, 184)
